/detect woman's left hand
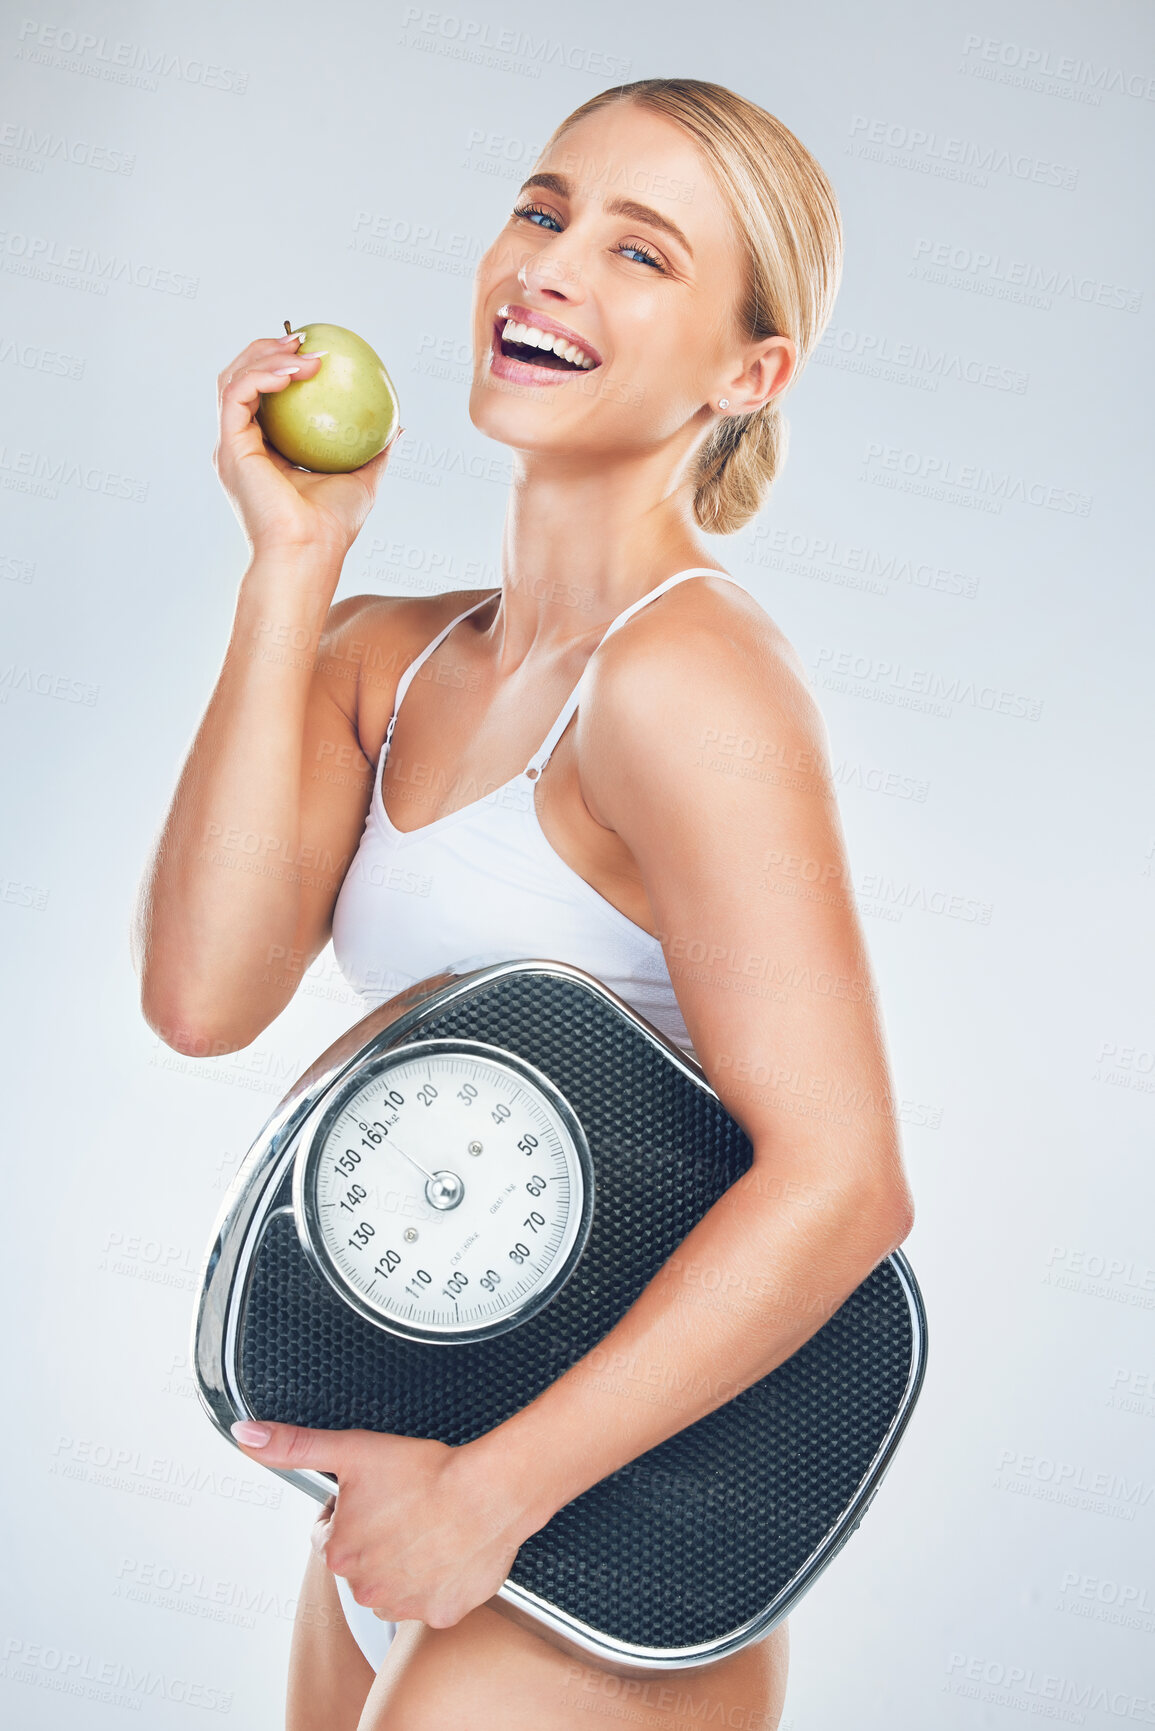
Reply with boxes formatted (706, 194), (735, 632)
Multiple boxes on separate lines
(230, 1420), (535, 1626)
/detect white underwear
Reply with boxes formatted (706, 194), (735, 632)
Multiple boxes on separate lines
(334, 1572), (397, 1671)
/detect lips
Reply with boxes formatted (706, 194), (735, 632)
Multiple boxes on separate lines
(489, 302), (603, 386)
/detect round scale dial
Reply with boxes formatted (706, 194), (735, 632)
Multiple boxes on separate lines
(292, 1039), (594, 1342)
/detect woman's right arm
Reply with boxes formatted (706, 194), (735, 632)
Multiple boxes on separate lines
(132, 331), (402, 1056)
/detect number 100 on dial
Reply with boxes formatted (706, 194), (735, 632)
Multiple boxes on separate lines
(292, 1039), (596, 1343)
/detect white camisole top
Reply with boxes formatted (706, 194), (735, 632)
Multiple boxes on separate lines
(330, 568), (744, 1064)
(328, 565), (744, 1666)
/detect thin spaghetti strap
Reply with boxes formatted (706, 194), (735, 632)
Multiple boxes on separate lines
(379, 591), (499, 769)
(523, 568), (745, 779)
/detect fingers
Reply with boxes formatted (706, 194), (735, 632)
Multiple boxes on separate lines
(354, 1579), (470, 1628)
(310, 1505), (336, 1557)
(218, 342), (324, 446)
(230, 1417), (357, 1473)
(216, 331), (305, 393)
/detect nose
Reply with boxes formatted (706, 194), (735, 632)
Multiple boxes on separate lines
(516, 242), (584, 304)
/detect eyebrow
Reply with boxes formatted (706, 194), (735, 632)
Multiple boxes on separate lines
(517, 172), (694, 259)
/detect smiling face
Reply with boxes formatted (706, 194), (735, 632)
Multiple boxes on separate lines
(468, 101), (789, 472)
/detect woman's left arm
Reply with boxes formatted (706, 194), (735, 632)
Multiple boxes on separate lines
(232, 600), (915, 1622)
(467, 606), (915, 1516)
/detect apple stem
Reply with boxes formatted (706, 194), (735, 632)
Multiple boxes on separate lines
(283, 319), (292, 335)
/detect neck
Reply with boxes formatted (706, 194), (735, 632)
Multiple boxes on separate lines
(487, 442), (720, 669)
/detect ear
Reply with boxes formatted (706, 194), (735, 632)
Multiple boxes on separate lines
(719, 334), (797, 415)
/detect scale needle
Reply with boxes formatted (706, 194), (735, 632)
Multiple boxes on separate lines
(383, 1136), (438, 1183)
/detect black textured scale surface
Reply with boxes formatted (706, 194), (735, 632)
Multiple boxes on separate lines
(236, 970), (916, 1651)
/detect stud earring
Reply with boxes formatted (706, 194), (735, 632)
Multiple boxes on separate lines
(717, 398), (730, 409)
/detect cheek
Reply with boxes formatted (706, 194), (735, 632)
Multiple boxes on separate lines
(615, 308), (710, 404)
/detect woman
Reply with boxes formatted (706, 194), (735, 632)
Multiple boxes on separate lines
(136, 78), (915, 1731)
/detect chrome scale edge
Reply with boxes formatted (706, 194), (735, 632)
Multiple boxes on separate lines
(190, 956), (928, 1673)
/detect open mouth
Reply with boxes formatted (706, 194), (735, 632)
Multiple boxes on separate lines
(493, 311), (601, 374)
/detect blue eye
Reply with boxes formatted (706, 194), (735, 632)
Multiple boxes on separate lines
(511, 205), (669, 274)
(618, 241), (663, 270)
(512, 203), (562, 231)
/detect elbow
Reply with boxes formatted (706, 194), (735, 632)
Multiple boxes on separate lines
(870, 1176), (915, 1260)
(139, 978), (263, 1058)
(824, 1163), (914, 1274)
(133, 896), (279, 1056)
(884, 1188), (916, 1254)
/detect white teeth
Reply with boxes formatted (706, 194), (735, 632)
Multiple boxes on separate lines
(500, 316), (596, 369)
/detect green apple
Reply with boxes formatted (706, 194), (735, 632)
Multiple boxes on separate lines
(257, 321), (400, 473)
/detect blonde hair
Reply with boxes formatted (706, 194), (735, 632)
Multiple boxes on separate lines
(538, 79), (843, 535)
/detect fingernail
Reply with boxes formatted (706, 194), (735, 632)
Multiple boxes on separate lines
(279, 332), (304, 344)
(231, 1420), (272, 1446)
(299, 350), (328, 360)
(272, 365), (301, 375)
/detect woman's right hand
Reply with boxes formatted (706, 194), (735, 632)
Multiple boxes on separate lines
(213, 332), (402, 562)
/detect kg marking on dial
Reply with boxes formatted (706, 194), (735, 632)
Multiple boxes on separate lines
(292, 1039), (594, 1342)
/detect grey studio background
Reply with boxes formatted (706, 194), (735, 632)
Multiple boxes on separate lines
(2, 0), (1153, 1725)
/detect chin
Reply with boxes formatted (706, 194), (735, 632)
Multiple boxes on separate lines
(467, 374), (570, 451)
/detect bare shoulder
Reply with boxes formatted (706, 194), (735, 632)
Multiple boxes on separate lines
(315, 587), (499, 723)
(580, 572), (828, 815)
(319, 587), (498, 663)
